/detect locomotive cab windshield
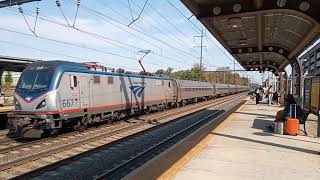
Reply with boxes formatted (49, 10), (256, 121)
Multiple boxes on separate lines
(16, 65), (54, 92)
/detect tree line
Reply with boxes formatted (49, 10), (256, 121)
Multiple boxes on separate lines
(154, 64), (250, 86)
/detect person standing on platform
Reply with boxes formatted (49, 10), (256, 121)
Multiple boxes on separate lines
(263, 86), (267, 97)
(255, 87), (260, 104)
(273, 91), (279, 105)
(268, 85), (274, 106)
(259, 86), (263, 101)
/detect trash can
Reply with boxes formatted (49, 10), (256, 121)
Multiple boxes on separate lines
(274, 121), (284, 135)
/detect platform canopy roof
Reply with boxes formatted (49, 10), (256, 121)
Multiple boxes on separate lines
(0, 0), (41, 8)
(181, 0), (320, 74)
(0, 55), (38, 72)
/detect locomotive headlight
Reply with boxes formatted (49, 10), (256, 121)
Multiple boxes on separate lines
(14, 99), (21, 110)
(36, 99), (46, 109)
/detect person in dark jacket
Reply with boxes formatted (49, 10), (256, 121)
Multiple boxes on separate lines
(275, 94), (304, 122)
(272, 91), (279, 105)
(255, 87), (260, 104)
(267, 94), (304, 131)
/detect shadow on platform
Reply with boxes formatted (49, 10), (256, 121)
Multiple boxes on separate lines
(211, 132), (320, 155)
(251, 118), (273, 131)
(234, 111), (276, 118)
(244, 101), (269, 105)
(253, 132), (320, 144)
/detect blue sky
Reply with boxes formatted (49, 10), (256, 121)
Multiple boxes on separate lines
(0, 0), (273, 84)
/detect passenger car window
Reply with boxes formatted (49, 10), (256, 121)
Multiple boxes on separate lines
(108, 77), (114, 84)
(93, 76), (100, 84)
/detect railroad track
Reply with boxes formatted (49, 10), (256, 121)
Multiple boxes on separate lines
(0, 93), (245, 179)
(0, 94), (234, 154)
(0, 132), (20, 150)
(97, 97), (245, 179)
(0, 139), (20, 149)
(25, 93), (243, 179)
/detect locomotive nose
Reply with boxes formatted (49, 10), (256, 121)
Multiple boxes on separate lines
(14, 94), (37, 111)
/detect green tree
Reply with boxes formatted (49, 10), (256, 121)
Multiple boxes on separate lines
(153, 64), (250, 84)
(4, 72), (13, 86)
(155, 69), (165, 76)
(165, 67), (173, 76)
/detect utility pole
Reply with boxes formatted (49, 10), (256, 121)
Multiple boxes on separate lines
(233, 59), (236, 85)
(267, 71), (270, 87)
(317, 77), (320, 137)
(261, 71), (264, 87)
(194, 29), (205, 81)
(200, 29), (203, 73)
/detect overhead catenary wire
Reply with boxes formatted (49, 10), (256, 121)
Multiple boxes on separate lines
(205, 34), (243, 69)
(52, 1), (195, 68)
(62, 0), (200, 62)
(2, 0), (238, 72)
(95, 0), (214, 69)
(147, 2), (196, 46)
(127, 0), (134, 22)
(55, 0), (70, 26)
(73, 0), (188, 59)
(107, 2), (246, 79)
(63, 1), (199, 68)
(95, 1), (199, 68)
(72, 0), (81, 27)
(1, 9), (176, 68)
(127, 0), (148, 27)
(165, 0), (201, 34)
(33, 1), (39, 33)
(120, 0), (193, 52)
(154, 1), (240, 72)
(0, 39), (132, 70)
(0, 26), (140, 61)
(165, 1), (244, 71)
(96, 0), (194, 66)
(4, 7), (144, 52)
(17, 3), (37, 36)
(4, 6), (192, 69)
(0, 39), (166, 70)
(167, 4), (221, 68)
(3, 13), (187, 69)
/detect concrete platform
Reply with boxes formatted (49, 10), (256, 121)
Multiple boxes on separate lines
(0, 106), (13, 129)
(174, 100), (320, 180)
(0, 106), (13, 113)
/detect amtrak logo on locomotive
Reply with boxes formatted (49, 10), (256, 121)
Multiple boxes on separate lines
(25, 97), (32, 101)
(129, 85), (145, 97)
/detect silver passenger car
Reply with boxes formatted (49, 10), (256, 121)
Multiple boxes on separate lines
(175, 80), (215, 104)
